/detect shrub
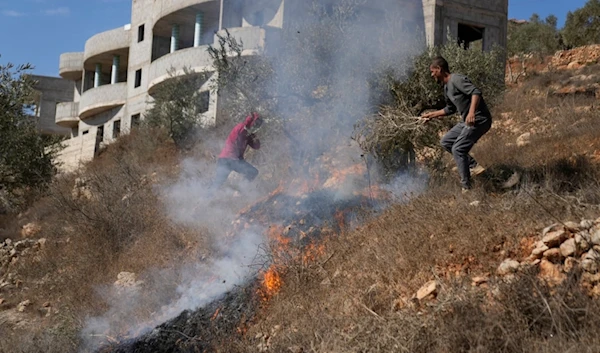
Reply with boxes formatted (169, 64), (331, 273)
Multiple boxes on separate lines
(354, 38), (506, 178)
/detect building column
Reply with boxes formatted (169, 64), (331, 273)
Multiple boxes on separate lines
(170, 24), (180, 53)
(111, 55), (120, 84)
(194, 12), (204, 47)
(94, 63), (102, 88)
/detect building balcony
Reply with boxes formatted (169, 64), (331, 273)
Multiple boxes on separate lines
(55, 102), (80, 128)
(84, 25), (131, 63)
(59, 52), (84, 81)
(216, 26), (269, 55)
(79, 82), (127, 119)
(148, 45), (214, 94)
(153, 0), (218, 24)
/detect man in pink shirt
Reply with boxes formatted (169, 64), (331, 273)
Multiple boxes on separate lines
(211, 113), (263, 190)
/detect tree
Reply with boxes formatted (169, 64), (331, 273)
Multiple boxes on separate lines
(144, 68), (213, 149)
(0, 60), (61, 210)
(507, 14), (561, 57)
(562, 0), (600, 47)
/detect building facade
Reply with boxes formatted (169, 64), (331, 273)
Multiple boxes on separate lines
(35, 0), (508, 172)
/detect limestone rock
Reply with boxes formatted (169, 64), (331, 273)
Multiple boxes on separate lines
(543, 248), (563, 263)
(516, 132), (531, 147)
(564, 257), (578, 273)
(542, 223), (563, 237)
(17, 300), (31, 312)
(502, 171), (521, 189)
(416, 280), (438, 301)
(564, 221), (581, 232)
(590, 228), (600, 246)
(497, 259), (520, 276)
(581, 219), (595, 230)
(20, 223), (41, 238)
(560, 238), (577, 257)
(575, 232), (591, 253)
(542, 229), (568, 248)
(582, 250), (600, 274)
(531, 243), (549, 259)
(539, 260), (566, 285)
(114, 272), (144, 290)
(567, 61), (582, 70)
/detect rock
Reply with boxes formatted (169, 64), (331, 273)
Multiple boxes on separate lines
(4, 238), (12, 246)
(542, 229), (568, 248)
(531, 243), (549, 259)
(17, 300), (31, 312)
(542, 223), (563, 237)
(543, 248), (563, 263)
(469, 201), (481, 207)
(36, 238), (47, 248)
(581, 219), (595, 230)
(575, 232), (591, 253)
(20, 223), (41, 238)
(581, 250), (600, 273)
(564, 257), (578, 273)
(114, 272), (144, 289)
(560, 238), (577, 257)
(288, 346), (304, 353)
(539, 260), (566, 285)
(415, 280), (438, 301)
(516, 132), (531, 147)
(497, 259), (520, 276)
(472, 276), (488, 286)
(502, 171), (521, 189)
(42, 301), (51, 308)
(567, 61), (582, 70)
(564, 221), (581, 232)
(0, 298), (4, 305)
(590, 228), (600, 246)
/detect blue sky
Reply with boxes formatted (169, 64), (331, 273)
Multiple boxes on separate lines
(0, 0), (591, 77)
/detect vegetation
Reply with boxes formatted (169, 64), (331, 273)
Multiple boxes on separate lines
(508, 14), (562, 57)
(563, 0), (600, 47)
(144, 68), (213, 149)
(0, 61), (61, 211)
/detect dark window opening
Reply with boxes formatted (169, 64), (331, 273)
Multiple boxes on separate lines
(458, 23), (484, 51)
(82, 130), (89, 135)
(95, 126), (104, 155)
(198, 91), (210, 113)
(72, 127), (79, 138)
(113, 120), (121, 138)
(138, 24), (145, 42)
(134, 69), (142, 88)
(131, 113), (141, 128)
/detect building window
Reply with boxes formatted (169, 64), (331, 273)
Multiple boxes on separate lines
(95, 126), (105, 155)
(134, 69), (142, 88)
(113, 120), (121, 138)
(82, 130), (89, 135)
(458, 23), (485, 51)
(138, 24), (145, 42)
(131, 113), (141, 129)
(198, 91), (210, 113)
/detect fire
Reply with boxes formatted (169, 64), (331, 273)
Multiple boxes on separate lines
(262, 266), (282, 297)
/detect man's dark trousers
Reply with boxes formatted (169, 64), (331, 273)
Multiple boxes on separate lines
(440, 117), (492, 189)
(212, 158), (259, 190)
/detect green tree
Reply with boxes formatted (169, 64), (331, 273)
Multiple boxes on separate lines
(144, 68), (212, 149)
(507, 14), (561, 56)
(562, 0), (600, 47)
(0, 60), (61, 210)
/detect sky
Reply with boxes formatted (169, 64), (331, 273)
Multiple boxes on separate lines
(0, 0), (591, 77)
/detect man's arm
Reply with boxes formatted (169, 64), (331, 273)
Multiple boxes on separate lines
(421, 95), (456, 122)
(248, 134), (260, 150)
(455, 76), (482, 126)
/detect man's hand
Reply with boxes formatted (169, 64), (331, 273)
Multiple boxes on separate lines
(419, 110), (441, 124)
(465, 112), (476, 126)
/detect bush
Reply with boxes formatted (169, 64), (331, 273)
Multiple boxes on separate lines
(562, 0), (600, 48)
(354, 39), (505, 178)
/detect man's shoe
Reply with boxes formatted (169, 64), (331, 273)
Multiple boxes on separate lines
(461, 187), (471, 194)
(470, 164), (486, 176)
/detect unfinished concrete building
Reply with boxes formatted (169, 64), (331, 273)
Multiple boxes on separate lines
(34, 0), (508, 172)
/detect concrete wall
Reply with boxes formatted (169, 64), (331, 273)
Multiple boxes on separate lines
(31, 75), (73, 135)
(423, 0), (508, 50)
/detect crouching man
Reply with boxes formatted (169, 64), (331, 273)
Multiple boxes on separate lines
(212, 113), (263, 191)
(420, 56), (492, 192)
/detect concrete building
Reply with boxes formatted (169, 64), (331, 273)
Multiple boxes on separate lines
(34, 0), (508, 172)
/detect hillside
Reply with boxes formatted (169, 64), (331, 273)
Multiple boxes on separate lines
(2, 46), (600, 352)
